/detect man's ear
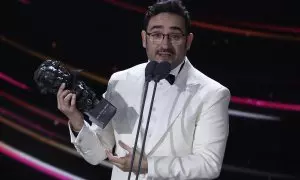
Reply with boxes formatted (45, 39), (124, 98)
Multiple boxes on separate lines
(141, 30), (147, 48)
(186, 33), (194, 50)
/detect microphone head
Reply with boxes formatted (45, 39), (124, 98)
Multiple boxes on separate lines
(153, 61), (171, 82)
(145, 61), (158, 82)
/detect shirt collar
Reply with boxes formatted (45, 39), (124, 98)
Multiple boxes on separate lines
(170, 58), (185, 78)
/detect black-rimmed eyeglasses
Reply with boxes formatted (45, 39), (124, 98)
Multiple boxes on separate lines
(146, 32), (186, 45)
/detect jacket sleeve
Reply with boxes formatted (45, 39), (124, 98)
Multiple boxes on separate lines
(147, 87), (231, 179)
(68, 76), (116, 165)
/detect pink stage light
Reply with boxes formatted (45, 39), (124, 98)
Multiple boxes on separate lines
(231, 96), (300, 112)
(0, 72), (31, 90)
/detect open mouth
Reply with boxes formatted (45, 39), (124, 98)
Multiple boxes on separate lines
(157, 52), (173, 58)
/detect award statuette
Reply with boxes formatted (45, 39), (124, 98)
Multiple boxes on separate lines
(33, 59), (116, 129)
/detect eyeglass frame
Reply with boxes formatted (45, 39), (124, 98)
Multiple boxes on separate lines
(146, 32), (187, 45)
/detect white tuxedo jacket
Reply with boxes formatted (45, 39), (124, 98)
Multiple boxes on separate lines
(69, 58), (231, 180)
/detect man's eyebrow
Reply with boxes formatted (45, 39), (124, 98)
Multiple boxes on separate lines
(149, 25), (163, 31)
(148, 25), (185, 33)
(170, 26), (184, 33)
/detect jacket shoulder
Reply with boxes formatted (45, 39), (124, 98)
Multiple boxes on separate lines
(192, 67), (230, 96)
(109, 62), (147, 82)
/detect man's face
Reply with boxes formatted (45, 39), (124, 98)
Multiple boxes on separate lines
(142, 12), (194, 69)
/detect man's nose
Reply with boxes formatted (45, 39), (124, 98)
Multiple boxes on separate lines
(161, 35), (172, 46)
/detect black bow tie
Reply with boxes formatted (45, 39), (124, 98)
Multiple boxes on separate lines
(165, 74), (175, 85)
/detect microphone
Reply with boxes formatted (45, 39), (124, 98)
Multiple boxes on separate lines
(127, 61), (157, 180)
(33, 59), (117, 129)
(153, 61), (172, 82)
(145, 61), (158, 82)
(135, 61), (171, 179)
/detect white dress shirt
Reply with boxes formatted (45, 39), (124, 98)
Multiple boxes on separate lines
(139, 60), (185, 148)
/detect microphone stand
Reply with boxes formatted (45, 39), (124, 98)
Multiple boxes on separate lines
(127, 80), (150, 180)
(135, 81), (158, 179)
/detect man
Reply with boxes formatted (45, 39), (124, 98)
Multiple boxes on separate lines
(57, 0), (231, 179)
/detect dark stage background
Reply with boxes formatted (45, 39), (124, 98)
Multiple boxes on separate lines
(1, 0), (300, 179)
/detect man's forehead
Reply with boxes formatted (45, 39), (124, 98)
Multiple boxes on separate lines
(148, 13), (185, 30)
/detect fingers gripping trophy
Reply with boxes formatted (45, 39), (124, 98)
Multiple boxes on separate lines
(33, 59), (116, 130)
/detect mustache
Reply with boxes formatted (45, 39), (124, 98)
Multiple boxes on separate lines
(156, 49), (174, 54)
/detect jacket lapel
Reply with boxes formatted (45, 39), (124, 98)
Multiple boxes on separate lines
(111, 63), (146, 142)
(121, 64), (150, 147)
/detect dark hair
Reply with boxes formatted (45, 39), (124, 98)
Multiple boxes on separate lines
(143, 0), (191, 34)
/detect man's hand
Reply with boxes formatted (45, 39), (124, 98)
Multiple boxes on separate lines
(106, 140), (148, 174)
(57, 83), (84, 131)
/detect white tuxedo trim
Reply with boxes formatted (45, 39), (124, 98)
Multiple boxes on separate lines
(69, 57), (231, 180)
